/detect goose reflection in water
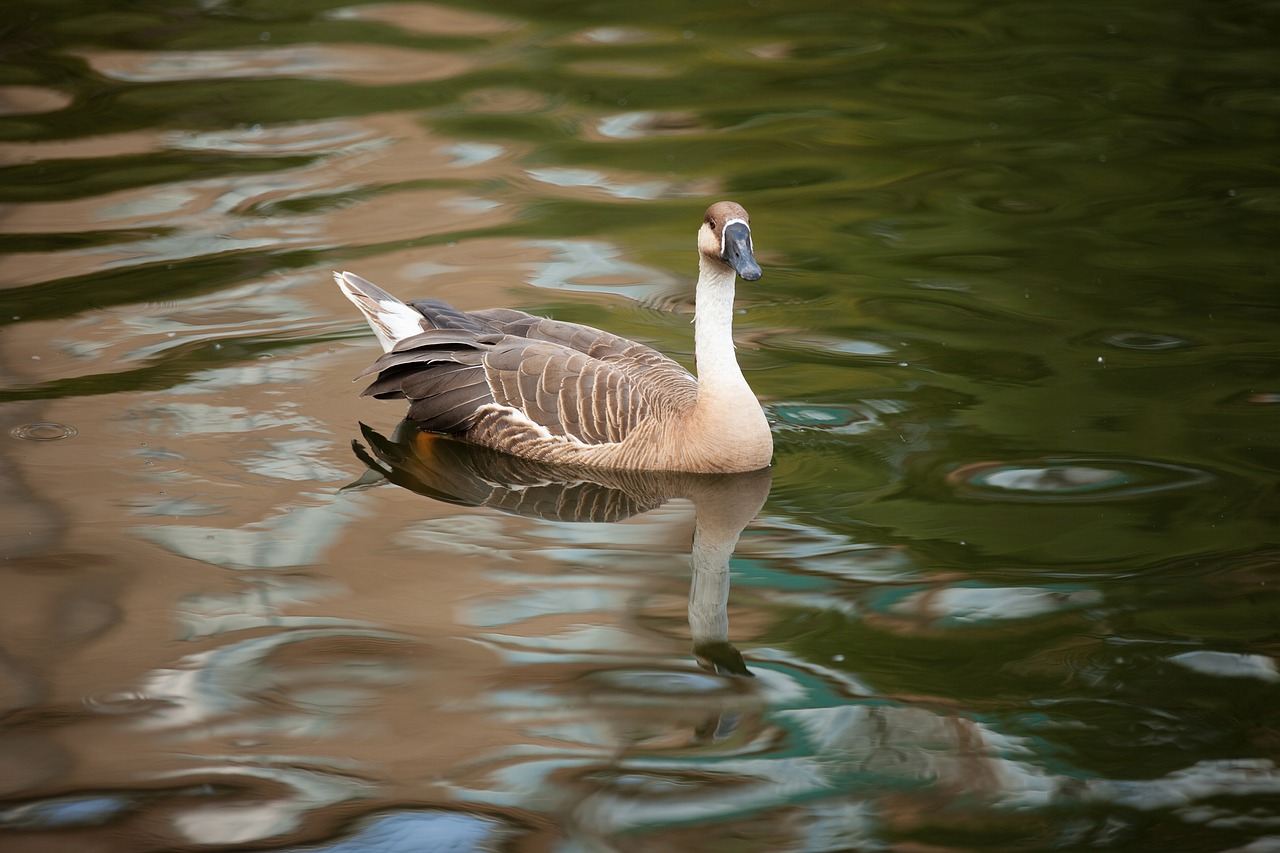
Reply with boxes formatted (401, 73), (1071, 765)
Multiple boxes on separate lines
(350, 419), (770, 683)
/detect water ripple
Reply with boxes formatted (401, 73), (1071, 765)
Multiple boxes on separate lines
(1101, 331), (1196, 351)
(580, 667), (744, 698)
(1, 1), (1276, 850)
(72, 45), (479, 86)
(325, 2), (522, 36)
(593, 110), (707, 140)
(771, 403), (880, 432)
(947, 457), (1215, 502)
(8, 422), (78, 441)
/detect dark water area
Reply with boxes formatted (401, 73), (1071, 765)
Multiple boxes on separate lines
(1, 0), (1278, 850)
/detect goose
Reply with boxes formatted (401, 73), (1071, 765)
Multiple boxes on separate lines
(335, 201), (772, 473)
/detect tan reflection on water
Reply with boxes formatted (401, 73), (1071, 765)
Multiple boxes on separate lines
(0, 291), (1079, 849)
(0, 337), (770, 849)
(0, 112), (522, 290)
(3, 304), (1217, 850)
(0, 87), (74, 118)
(71, 45), (482, 86)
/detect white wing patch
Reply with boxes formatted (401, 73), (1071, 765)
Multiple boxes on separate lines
(334, 271), (427, 353)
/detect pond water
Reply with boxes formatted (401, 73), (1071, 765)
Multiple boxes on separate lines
(2, 0), (1278, 850)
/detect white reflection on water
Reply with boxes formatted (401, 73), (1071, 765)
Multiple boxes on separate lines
(524, 239), (678, 299)
(169, 121), (382, 155)
(1169, 651), (1280, 684)
(1086, 759), (1280, 814)
(137, 628), (422, 732)
(475, 624), (673, 664)
(441, 141), (505, 167)
(72, 45), (479, 86)
(237, 439), (352, 482)
(323, 1), (522, 37)
(746, 516), (919, 583)
(395, 515), (525, 559)
(526, 166), (669, 200)
(451, 698), (1280, 841)
(134, 493), (367, 569)
(75, 277), (327, 365)
(125, 402), (320, 436)
(594, 110), (706, 140)
(948, 457), (1216, 502)
(464, 587), (633, 628)
(282, 810), (516, 853)
(0, 794), (133, 831)
(158, 762), (377, 846)
(172, 362), (323, 395)
(129, 495), (227, 517)
(885, 584), (1102, 624)
(795, 800), (879, 852)
(175, 576), (351, 640)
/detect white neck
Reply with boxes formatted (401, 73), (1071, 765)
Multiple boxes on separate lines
(693, 256), (750, 399)
(685, 253), (773, 472)
(688, 525), (733, 646)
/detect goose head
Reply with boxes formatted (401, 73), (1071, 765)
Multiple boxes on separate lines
(698, 201), (761, 282)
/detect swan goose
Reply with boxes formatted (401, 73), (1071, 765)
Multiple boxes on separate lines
(336, 201), (771, 473)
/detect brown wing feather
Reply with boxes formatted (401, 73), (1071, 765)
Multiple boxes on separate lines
(466, 311), (698, 410)
(481, 340), (647, 442)
(358, 309), (698, 446)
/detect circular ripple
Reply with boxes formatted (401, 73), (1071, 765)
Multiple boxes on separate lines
(1103, 331), (1194, 351)
(581, 667), (737, 696)
(947, 457), (1214, 502)
(9, 422), (78, 441)
(772, 403), (872, 429)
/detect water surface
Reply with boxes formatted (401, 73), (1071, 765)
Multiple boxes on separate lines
(1, 1), (1278, 850)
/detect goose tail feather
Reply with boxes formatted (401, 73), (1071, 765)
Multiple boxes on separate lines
(334, 271), (427, 353)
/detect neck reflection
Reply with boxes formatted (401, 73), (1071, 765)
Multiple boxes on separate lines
(350, 420), (771, 681)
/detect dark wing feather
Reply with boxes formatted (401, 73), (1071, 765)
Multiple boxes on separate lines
(408, 383), (493, 433)
(405, 298), (499, 334)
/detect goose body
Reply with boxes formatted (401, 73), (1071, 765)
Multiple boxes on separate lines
(336, 201), (772, 474)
